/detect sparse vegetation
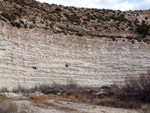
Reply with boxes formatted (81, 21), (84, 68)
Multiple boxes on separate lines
(64, 13), (81, 24)
(0, 95), (18, 113)
(1, 12), (16, 21)
(1, 0), (150, 41)
(1, 72), (150, 113)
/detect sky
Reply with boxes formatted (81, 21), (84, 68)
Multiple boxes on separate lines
(36, 0), (150, 11)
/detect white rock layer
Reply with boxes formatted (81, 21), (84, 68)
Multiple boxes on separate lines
(0, 22), (150, 89)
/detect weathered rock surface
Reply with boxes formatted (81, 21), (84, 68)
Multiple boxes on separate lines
(0, 22), (150, 89)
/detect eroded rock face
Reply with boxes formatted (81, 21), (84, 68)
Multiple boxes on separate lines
(0, 22), (150, 89)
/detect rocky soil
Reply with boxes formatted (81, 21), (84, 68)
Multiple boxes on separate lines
(5, 92), (139, 113)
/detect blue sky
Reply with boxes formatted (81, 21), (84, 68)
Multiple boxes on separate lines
(37, 0), (150, 11)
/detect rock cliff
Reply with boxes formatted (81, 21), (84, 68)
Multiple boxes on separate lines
(0, 22), (150, 89)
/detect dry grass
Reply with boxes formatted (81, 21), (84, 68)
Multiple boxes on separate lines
(0, 94), (18, 113)
(61, 91), (141, 109)
(28, 94), (49, 104)
(92, 98), (140, 109)
(139, 104), (150, 113)
(28, 94), (77, 112)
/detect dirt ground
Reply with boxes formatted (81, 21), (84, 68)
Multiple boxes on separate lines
(6, 92), (139, 113)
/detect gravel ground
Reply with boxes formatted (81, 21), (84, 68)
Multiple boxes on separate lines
(14, 98), (139, 113)
(3, 92), (139, 113)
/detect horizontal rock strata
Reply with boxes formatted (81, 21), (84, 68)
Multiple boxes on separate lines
(0, 23), (150, 89)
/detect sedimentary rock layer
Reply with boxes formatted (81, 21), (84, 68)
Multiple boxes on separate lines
(0, 23), (150, 89)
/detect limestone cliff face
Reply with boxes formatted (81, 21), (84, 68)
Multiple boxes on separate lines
(0, 22), (150, 89)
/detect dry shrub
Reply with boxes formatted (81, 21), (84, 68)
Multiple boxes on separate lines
(12, 85), (27, 93)
(77, 96), (87, 103)
(93, 98), (140, 109)
(116, 71), (150, 103)
(28, 94), (48, 104)
(68, 95), (77, 102)
(1, 12), (16, 21)
(111, 71), (150, 111)
(12, 84), (54, 94)
(11, 79), (78, 95)
(139, 104), (150, 113)
(47, 94), (56, 99)
(0, 95), (18, 113)
(33, 85), (53, 94)
(92, 98), (102, 105)
(51, 79), (78, 91)
(61, 93), (76, 102)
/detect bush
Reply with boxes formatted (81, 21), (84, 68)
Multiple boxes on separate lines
(1, 12), (16, 21)
(55, 8), (62, 12)
(64, 13), (81, 24)
(136, 21), (150, 36)
(116, 71), (150, 103)
(11, 22), (21, 28)
(12, 85), (27, 93)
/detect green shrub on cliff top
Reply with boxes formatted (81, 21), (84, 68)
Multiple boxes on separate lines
(136, 21), (150, 36)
